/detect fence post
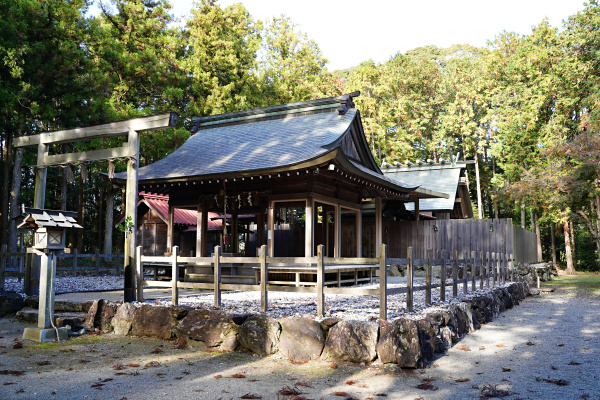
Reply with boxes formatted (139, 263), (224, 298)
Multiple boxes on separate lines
(504, 253), (509, 283)
(491, 252), (496, 286)
(73, 248), (78, 277)
(213, 245), (221, 308)
(407, 247), (414, 312)
(317, 244), (325, 317)
(171, 246), (179, 306)
(425, 249), (432, 305)
(379, 244), (387, 320)
(260, 245), (268, 313)
(479, 251), (484, 290)
(95, 249), (100, 274)
(440, 250), (446, 302)
(136, 245), (143, 302)
(452, 250), (458, 297)
(471, 251), (476, 292)
(463, 251), (468, 295)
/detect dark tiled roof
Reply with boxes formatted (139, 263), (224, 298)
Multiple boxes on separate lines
(383, 163), (465, 211)
(127, 108), (356, 182)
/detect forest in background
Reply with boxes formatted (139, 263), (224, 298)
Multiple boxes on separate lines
(1, 0), (599, 272)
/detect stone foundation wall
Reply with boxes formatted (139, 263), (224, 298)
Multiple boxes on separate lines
(80, 281), (532, 368)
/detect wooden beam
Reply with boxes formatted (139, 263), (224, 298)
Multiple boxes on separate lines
(41, 144), (129, 167)
(306, 195), (315, 257)
(13, 112), (178, 148)
(334, 204), (341, 258)
(267, 201), (275, 257)
(375, 197), (382, 257)
(356, 209), (362, 257)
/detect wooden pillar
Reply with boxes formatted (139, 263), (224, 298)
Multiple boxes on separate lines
(355, 209), (362, 258)
(124, 127), (139, 303)
(334, 204), (341, 258)
(267, 201), (275, 257)
(306, 195), (315, 257)
(375, 197), (382, 257)
(232, 212), (239, 254)
(197, 199), (208, 257)
(415, 198), (420, 222)
(167, 204), (175, 251)
(104, 189), (114, 255)
(257, 207), (265, 256)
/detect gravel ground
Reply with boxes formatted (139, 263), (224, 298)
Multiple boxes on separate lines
(1, 283), (599, 399)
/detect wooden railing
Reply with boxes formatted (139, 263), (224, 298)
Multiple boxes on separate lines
(137, 244), (516, 320)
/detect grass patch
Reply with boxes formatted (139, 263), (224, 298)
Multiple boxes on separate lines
(542, 273), (600, 295)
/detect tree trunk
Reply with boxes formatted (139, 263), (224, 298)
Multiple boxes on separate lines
(530, 208), (534, 232)
(521, 201), (526, 228)
(1, 132), (12, 249)
(550, 223), (557, 266)
(77, 171), (85, 253)
(570, 219), (576, 268)
(535, 213), (542, 262)
(564, 217), (574, 274)
(8, 148), (23, 254)
(97, 187), (104, 251)
(60, 167), (68, 210)
(104, 188), (114, 255)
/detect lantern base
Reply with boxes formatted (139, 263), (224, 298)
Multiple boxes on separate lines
(23, 327), (69, 342)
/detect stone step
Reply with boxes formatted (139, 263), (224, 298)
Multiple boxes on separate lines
(25, 298), (92, 313)
(16, 307), (88, 328)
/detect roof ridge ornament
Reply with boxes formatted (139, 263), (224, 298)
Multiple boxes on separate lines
(338, 91), (360, 115)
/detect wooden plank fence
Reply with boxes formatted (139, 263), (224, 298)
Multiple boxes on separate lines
(137, 244), (516, 320)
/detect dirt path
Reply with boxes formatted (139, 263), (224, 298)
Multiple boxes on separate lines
(1, 286), (599, 400)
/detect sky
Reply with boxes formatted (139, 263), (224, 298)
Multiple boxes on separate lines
(163, 0), (586, 71)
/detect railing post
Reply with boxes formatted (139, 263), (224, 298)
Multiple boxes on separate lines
(136, 245), (143, 302)
(379, 244), (387, 320)
(452, 250), (458, 298)
(260, 245), (268, 313)
(317, 244), (325, 317)
(73, 248), (78, 277)
(213, 245), (221, 308)
(407, 247), (413, 312)
(471, 250), (476, 292)
(440, 250), (446, 302)
(171, 246), (179, 306)
(463, 251), (468, 295)
(425, 249), (432, 305)
(479, 251), (484, 290)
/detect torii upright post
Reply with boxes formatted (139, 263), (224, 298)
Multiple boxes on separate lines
(13, 113), (178, 303)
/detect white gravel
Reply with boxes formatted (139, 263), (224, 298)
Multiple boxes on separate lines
(5, 274), (511, 322)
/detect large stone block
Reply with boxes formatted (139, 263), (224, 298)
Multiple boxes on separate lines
(278, 317), (325, 361)
(131, 304), (176, 340)
(376, 318), (422, 368)
(323, 320), (378, 364)
(415, 318), (439, 362)
(111, 303), (137, 336)
(84, 299), (118, 331)
(177, 309), (239, 348)
(0, 291), (25, 317)
(238, 315), (281, 356)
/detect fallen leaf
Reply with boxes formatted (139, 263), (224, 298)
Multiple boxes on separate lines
(551, 365), (558, 370)
(496, 344), (506, 348)
(329, 362), (338, 369)
(213, 374), (222, 379)
(3, 382), (16, 385)
(37, 361), (51, 366)
(295, 381), (313, 388)
(455, 344), (471, 351)
(127, 363), (140, 368)
(150, 347), (163, 354)
(290, 358), (308, 365)
(12, 341), (23, 349)
(502, 368), (512, 372)
(240, 394), (261, 399)
(568, 361), (581, 365)
(479, 383), (513, 398)
(0, 370), (25, 376)
(90, 383), (104, 390)
(345, 380), (357, 385)
(78, 360), (90, 364)
(278, 386), (303, 396)
(231, 373), (246, 378)
(479, 346), (485, 351)
(536, 377), (569, 386)
(194, 389), (205, 392)
(143, 361), (160, 368)
(453, 378), (470, 383)
(525, 341), (535, 346)
(416, 382), (438, 390)
(373, 394), (388, 397)
(99, 378), (113, 383)
(358, 384), (369, 388)
(557, 344), (565, 347)
(332, 392), (348, 397)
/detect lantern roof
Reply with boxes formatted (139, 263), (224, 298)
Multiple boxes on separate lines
(16, 208), (82, 230)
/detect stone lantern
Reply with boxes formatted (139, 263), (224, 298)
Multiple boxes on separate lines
(17, 208), (82, 342)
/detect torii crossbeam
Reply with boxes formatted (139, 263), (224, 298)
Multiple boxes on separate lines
(13, 112), (178, 302)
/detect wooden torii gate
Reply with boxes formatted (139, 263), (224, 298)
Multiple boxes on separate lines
(13, 113), (178, 302)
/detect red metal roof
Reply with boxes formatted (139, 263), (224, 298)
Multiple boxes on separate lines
(139, 192), (223, 230)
